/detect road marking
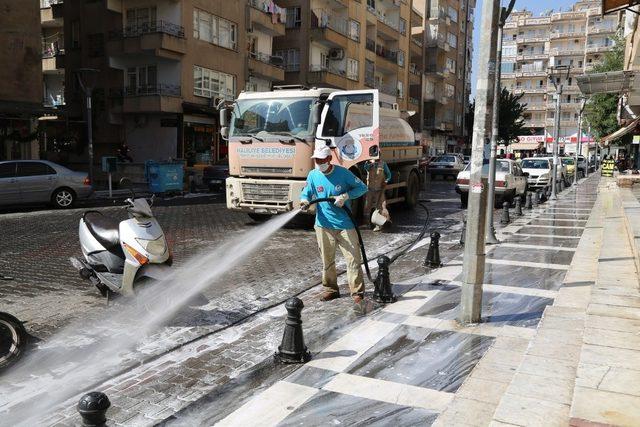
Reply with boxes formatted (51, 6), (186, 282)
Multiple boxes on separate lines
(522, 224), (585, 229)
(509, 233), (582, 239)
(403, 315), (537, 339)
(485, 258), (569, 270)
(216, 381), (319, 427)
(498, 242), (576, 252)
(530, 218), (587, 223)
(443, 280), (559, 299)
(323, 372), (454, 412)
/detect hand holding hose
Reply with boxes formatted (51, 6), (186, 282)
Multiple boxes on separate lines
(333, 193), (349, 208)
(300, 200), (310, 211)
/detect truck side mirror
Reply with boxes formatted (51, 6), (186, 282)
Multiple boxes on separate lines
(219, 107), (230, 127)
(220, 126), (229, 140)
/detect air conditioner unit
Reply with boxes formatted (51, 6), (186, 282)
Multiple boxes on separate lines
(328, 48), (344, 60)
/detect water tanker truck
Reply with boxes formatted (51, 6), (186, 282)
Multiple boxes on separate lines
(218, 87), (422, 220)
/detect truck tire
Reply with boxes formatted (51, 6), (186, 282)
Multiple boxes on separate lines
(0, 312), (27, 371)
(403, 172), (420, 208)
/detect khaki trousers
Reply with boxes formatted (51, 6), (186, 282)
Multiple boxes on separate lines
(314, 226), (365, 296)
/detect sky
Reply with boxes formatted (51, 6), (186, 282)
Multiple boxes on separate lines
(470, 0), (577, 98)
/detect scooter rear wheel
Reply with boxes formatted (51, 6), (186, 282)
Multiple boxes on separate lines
(0, 312), (27, 371)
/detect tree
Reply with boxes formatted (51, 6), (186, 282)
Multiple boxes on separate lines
(464, 89), (526, 145)
(584, 35), (625, 139)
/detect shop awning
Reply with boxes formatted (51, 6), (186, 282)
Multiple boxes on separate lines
(602, 0), (640, 14)
(602, 117), (640, 143)
(509, 142), (543, 150)
(576, 71), (635, 95)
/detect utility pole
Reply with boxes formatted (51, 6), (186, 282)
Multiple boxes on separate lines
(548, 65), (570, 200)
(460, 0), (501, 325)
(574, 98), (586, 186)
(486, 0), (516, 245)
(76, 68), (100, 183)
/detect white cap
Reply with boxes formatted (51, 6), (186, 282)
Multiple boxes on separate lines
(311, 145), (332, 160)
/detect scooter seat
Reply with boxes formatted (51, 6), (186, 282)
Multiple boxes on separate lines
(83, 212), (122, 253)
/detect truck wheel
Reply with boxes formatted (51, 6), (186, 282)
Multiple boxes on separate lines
(248, 213), (272, 222)
(0, 312), (27, 371)
(403, 172), (420, 208)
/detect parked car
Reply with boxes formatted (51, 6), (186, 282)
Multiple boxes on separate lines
(455, 159), (528, 208)
(561, 157), (576, 183)
(0, 160), (92, 209)
(463, 155), (470, 165)
(521, 157), (552, 193)
(428, 154), (465, 179)
(202, 159), (229, 193)
(576, 155), (587, 176)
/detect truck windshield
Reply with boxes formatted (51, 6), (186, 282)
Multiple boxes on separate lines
(230, 98), (315, 138)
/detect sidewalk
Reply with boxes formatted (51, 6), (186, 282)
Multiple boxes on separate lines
(197, 175), (640, 427)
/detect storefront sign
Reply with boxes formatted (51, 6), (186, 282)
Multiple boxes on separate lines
(518, 135), (545, 143)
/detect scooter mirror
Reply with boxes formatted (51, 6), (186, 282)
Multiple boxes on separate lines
(119, 177), (136, 199)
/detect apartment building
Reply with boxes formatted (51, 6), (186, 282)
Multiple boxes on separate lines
(501, 0), (620, 150)
(56, 0), (285, 171)
(274, 0), (422, 119)
(422, 0), (474, 154)
(0, 0), (43, 160)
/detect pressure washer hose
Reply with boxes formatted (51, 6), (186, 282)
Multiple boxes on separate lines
(305, 197), (431, 283)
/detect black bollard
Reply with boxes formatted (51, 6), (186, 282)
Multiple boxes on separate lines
(525, 191), (533, 209)
(275, 297), (311, 364)
(77, 392), (111, 427)
(500, 201), (510, 224)
(533, 189), (540, 206)
(373, 256), (397, 303)
(460, 217), (466, 246)
(514, 196), (523, 216)
(424, 231), (442, 268)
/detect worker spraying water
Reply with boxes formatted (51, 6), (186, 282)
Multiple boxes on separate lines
(300, 145), (368, 304)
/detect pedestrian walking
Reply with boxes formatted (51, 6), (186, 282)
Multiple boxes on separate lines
(363, 159), (392, 231)
(300, 145), (368, 303)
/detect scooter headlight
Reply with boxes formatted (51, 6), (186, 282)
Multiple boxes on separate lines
(135, 236), (167, 256)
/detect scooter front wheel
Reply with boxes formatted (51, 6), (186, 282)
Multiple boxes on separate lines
(0, 312), (27, 372)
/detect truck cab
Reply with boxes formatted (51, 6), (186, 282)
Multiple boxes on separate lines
(220, 87), (421, 218)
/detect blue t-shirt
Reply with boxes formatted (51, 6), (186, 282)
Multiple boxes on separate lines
(300, 165), (368, 230)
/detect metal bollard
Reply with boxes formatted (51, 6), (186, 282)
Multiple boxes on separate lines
(534, 189), (541, 206)
(373, 255), (397, 304)
(514, 196), (523, 216)
(525, 191), (533, 209)
(77, 392), (111, 427)
(275, 297), (311, 364)
(500, 201), (510, 224)
(424, 231), (442, 268)
(460, 217), (466, 246)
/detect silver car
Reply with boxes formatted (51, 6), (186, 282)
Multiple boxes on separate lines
(0, 160), (93, 208)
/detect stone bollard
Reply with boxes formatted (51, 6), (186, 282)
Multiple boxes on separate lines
(534, 189), (541, 206)
(558, 179), (564, 192)
(514, 196), (523, 216)
(77, 392), (111, 427)
(275, 297), (311, 364)
(460, 217), (466, 246)
(500, 201), (510, 224)
(525, 191), (533, 209)
(424, 231), (442, 268)
(373, 256), (397, 304)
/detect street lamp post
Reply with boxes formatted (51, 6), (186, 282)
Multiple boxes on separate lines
(76, 68), (100, 183)
(459, 0), (501, 324)
(548, 65), (570, 200)
(486, 0), (516, 245)
(574, 98), (586, 186)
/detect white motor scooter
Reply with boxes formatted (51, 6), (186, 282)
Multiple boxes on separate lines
(72, 181), (171, 297)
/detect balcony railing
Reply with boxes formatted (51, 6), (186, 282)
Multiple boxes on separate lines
(40, 0), (63, 8)
(44, 92), (65, 107)
(549, 48), (584, 56)
(550, 31), (585, 39)
(585, 44), (613, 53)
(248, 0), (288, 25)
(312, 9), (351, 39)
(249, 51), (284, 68)
(375, 45), (399, 64)
(411, 37), (423, 47)
(111, 84), (181, 97)
(109, 20), (185, 40)
(366, 38), (376, 53)
(42, 41), (64, 58)
(588, 26), (616, 34)
(309, 64), (346, 77)
(374, 82), (398, 97)
(409, 63), (421, 75)
(552, 11), (586, 21)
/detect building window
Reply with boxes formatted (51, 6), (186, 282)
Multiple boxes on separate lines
(193, 9), (237, 50)
(445, 83), (455, 98)
(347, 58), (359, 81)
(193, 65), (235, 100)
(448, 6), (458, 23)
(365, 59), (375, 87)
(447, 32), (457, 49)
(126, 65), (157, 93)
(275, 49), (300, 71)
(399, 18), (407, 35)
(286, 7), (302, 28)
(71, 20), (80, 48)
(87, 33), (104, 57)
(397, 81), (404, 99)
(446, 58), (456, 73)
(126, 7), (157, 33)
(348, 20), (360, 42)
(397, 50), (405, 67)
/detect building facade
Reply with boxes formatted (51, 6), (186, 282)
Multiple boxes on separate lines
(501, 0), (620, 151)
(422, 0), (474, 154)
(0, 0), (43, 160)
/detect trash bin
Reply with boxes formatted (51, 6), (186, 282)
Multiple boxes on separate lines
(145, 161), (184, 193)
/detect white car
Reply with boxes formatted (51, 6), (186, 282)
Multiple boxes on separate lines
(521, 156), (567, 193)
(428, 154), (465, 179)
(455, 159), (528, 208)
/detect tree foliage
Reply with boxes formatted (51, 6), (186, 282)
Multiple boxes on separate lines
(584, 35), (625, 139)
(465, 88), (526, 145)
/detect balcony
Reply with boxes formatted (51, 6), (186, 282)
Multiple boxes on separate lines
(107, 21), (186, 60)
(424, 119), (453, 131)
(552, 11), (586, 21)
(549, 48), (584, 57)
(550, 31), (585, 40)
(524, 17), (551, 26)
(40, 0), (63, 26)
(516, 70), (547, 78)
(410, 37), (422, 56)
(311, 10), (351, 47)
(411, 6), (423, 27)
(375, 46), (402, 70)
(517, 35), (549, 44)
(424, 92), (448, 104)
(525, 119), (546, 127)
(514, 87), (547, 94)
(526, 103), (547, 111)
(44, 91), (65, 108)
(249, 0), (286, 37)
(248, 52), (285, 82)
(111, 84), (182, 114)
(42, 42), (64, 73)
(517, 53), (548, 61)
(588, 26), (616, 35)
(374, 81), (399, 98)
(504, 21), (518, 29)
(424, 64), (448, 78)
(409, 63), (422, 76)
(377, 16), (401, 40)
(307, 65), (348, 89)
(585, 44), (613, 54)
